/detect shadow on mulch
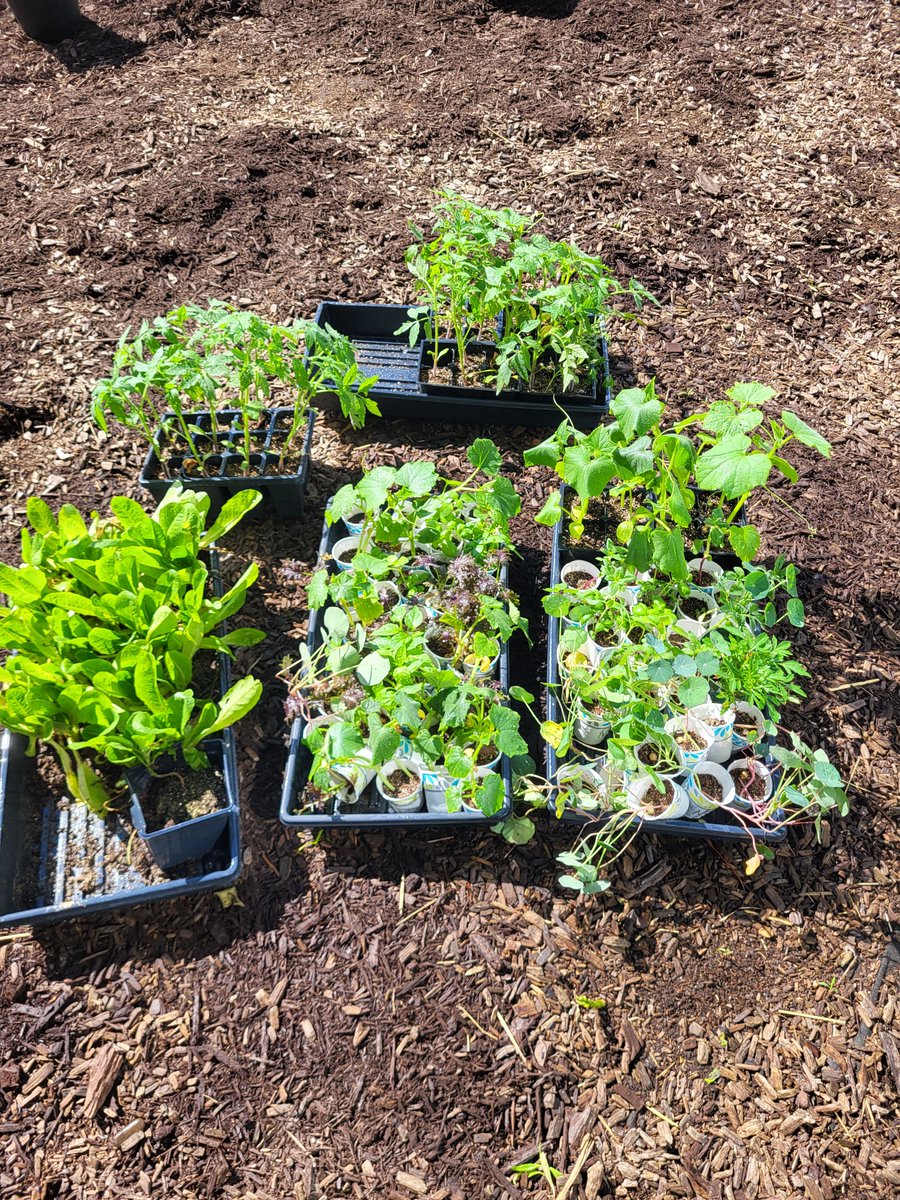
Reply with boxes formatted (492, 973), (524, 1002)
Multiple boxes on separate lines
(43, 20), (148, 73)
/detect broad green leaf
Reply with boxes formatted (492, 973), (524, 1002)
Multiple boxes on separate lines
(307, 569), (329, 610)
(535, 492), (563, 527)
(0, 564), (47, 605)
(110, 496), (150, 528)
(467, 438), (502, 476)
(494, 815), (535, 845)
(323, 607), (350, 642)
(354, 465), (396, 511)
(694, 434), (772, 499)
(26, 497), (55, 534)
(678, 675), (709, 707)
(540, 720), (565, 749)
(509, 685), (535, 704)
(57, 504), (88, 542)
(202, 676), (262, 737)
(786, 597), (805, 627)
(813, 760), (843, 788)
(611, 384), (664, 440)
(475, 771), (505, 816)
(699, 401), (763, 437)
(625, 528), (651, 572)
(42, 591), (100, 617)
(523, 431), (564, 469)
(370, 723), (401, 765)
(561, 442), (617, 503)
(489, 476), (520, 519)
(728, 523), (761, 562)
(650, 528), (688, 580)
(222, 627), (266, 647)
(727, 382), (775, 408)
(781, 410), (832, 458)
(396, 461), (437, 495)
(356, 652), (390, 687)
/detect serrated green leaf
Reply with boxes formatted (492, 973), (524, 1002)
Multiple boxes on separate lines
(610, 383), (664, 439)
(396, 461), (438, 495)
(727, 382), (776, 408)
(26, 497), (55, 534)
(651, 528), (688, 580)
(467, 438), (502, 476)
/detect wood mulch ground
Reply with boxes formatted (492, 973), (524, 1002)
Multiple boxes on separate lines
(1, 1), (899, 1197)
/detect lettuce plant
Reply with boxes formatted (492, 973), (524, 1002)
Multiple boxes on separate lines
(0, 487), (264, 813)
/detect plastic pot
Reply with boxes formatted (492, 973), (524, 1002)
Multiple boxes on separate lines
(126, 739), (234, 871)
(555, 762), (610, 815)
(664, 713), (714, 769)
(421, 767), (460, 813)
(731, 702), (767, 752)
(728, 757), (774, 807)
(560, 559), (600, 590)
(342, 510), (365, 536)
(8, 0), (81, 41)
(686, 557), (724, 595)
(624, 775), (689, 821)
(375, 759), (424, 813)
(573, 706), (611, 747)
(689, 701), (736, 764)
(677, 587), (719, 629)
(684, 761), (736, 819)
(331, 535), (361, 571)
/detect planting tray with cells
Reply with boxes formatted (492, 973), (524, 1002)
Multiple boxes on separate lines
(279, 504), (515, 829)
(312, 301), (611, 430)
(545, 506), (787, 844)
(0, 730), (242, 929)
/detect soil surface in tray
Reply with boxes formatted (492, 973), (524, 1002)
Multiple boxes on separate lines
(1, 2), (899, 1198)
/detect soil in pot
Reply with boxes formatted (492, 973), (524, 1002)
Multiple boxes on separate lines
(673, 727), (706, 752)
(265, 437), (306, 475)
(691, 567), (720, 589)
(566, 493), (644, 552)
(680, 594), (713, 621)
(698, 776), (724, 804)
(637, 741), (667, 768)
(140, 766), (226, 831)
(383, 770), (420, 799)
(731, 766), (769, 802)
(224, 457), (257, 478)
(641, 780), (677, 817)
(425, 625), (458, 658)
(519, 360), (591, 396)
(566, 570), (597, 588)
(474, 744), (498, 767)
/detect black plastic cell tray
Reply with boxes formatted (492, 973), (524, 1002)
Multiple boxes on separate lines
(140, 407), (315, 519)
(312, 301), (611, 430)
(0, 553), (243, 928)
(279, 504), (515, 828)
(546, 491), (786, 843)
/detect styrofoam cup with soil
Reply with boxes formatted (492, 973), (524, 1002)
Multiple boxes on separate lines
(375, 758), (424, 813)
(686, 557), (724, 595)
(684, 760), (736, 819)
(728, 756), (775, 808)
(689, 701), (735, 763)
(731, 701), (767, 751)
(624, 774), (689, 821)
(664, 713), (715, 770)
(560, 559), (601, 590)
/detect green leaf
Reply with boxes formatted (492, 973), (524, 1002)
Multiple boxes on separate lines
(57, 504), (88, 542)
(221, 627), (266, 647)
(813, 760), (843, 788)
(694, 435), (772, 499)
(561, 442), (617, 503)
(199, 489), (263, 547)
(0, 564), (47, 605)
(611, 384), (664, 439)
(727, 523), (761, 562)
(523, 432), (563, 469)
(323, 607), (350, 642)
(355, 465), (396, 511)
(678, 675), (709, 707)
(110, 496), (150, 529)
(786, 597), (805, 628)
(650, 528), (688, 580)
(727, 382), (776, 408)
(356, 652), (390, 687)
(467, 438), (502, 476)
(26, 497), (55, 534)
(509, 685), (535, 704)
(489, 476), (520, 519)
(396, 461), (437, 495)
(535, 492), (563, 527)
(559, 875), (586, 892)
(494, 815), (535, 845)
(781, 410), (832, 458)
(625, 528), (651, 572)
(699, 401), (764, 436)
(307, 569), (329, 610)
(134, 648), (166, 714)
(193, 676), (262, 740)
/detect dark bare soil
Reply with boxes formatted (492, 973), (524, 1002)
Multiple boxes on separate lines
(1, 1), (899, 1198)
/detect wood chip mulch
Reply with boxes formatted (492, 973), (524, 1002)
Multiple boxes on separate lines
(1, 0), (898, 1196)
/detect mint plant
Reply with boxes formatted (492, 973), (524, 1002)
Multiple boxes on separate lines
(0, 487), (264, 813)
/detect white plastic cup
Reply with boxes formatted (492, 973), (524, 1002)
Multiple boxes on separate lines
(687, 557), (724, 595)
(684, 760), (735, 818)
(731, 702), (767, 751)
(728, 757), (774, 807)
(624, 774), (689, 821)
(664, 713), (714, 769)
(560, 559), (601, 590)
(376, 758), (424, 813)
(690, 702), (735, 764)
(332, 535), (360, 572)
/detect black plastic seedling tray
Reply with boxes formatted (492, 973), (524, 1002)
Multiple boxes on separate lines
(279, 505), (515, 828)
(0, 552), (244, 928)
(140, 406), (315, 519)
(545, 497), (786, 844)
(312, 301), (611, 430)
(0, 730), (241, 929)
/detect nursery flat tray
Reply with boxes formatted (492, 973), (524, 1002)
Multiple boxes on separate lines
(0, 551), (244, 928)
(546, 502), (786, 844)
(312, 301), (611, 430)
(0, 730), (241, 929)
(279, 504), (515, 828)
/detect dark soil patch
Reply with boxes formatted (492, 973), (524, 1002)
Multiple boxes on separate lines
(140, 765), (225, 830)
